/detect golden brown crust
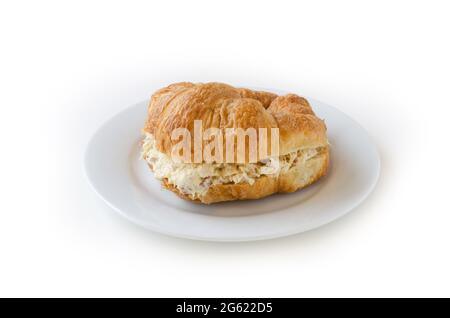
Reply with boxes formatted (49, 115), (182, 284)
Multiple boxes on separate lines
(236, 88), (277, 108)
(143, 82), (327, 159)
(267, 94), (328, 153)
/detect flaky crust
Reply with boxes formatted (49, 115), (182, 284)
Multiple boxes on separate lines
(143, 82), (327, 159)
(143, 82), (329, 204)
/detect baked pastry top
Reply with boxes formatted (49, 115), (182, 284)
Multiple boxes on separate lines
(142, 82), (329, 204)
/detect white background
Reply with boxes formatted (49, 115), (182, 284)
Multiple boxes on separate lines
(1, 0), (449, 297)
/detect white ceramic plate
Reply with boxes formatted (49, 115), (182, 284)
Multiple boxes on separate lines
(85, 89), (380, 241)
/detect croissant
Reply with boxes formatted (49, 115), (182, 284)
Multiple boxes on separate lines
(142, 82), (329, 204)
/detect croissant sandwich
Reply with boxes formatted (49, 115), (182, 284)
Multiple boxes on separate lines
(141, 82), (329, 204)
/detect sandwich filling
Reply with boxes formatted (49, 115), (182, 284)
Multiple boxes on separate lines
(142, 133), (324, 199)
